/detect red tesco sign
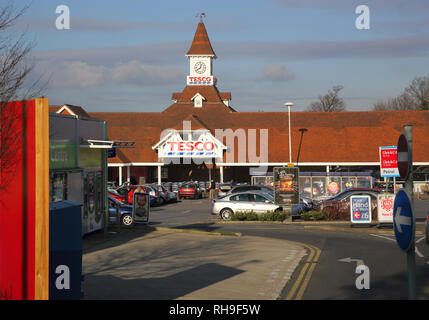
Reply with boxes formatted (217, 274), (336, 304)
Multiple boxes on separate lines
(167, 141), (214, 152)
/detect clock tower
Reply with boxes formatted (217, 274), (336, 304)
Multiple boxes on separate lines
(186, 20), (216, 86)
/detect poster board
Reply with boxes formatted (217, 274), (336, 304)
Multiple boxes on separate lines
(273, 167), (299, 206)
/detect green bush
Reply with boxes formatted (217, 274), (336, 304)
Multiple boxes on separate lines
(300, 211), (325, 221)
(231, 210), (289, 221)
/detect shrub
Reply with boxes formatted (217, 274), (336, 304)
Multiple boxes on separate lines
(300, 211), (325, 221)
(310, 211), (325, 221)
(231, 211), (258, 221)
(231, 210), (289, 221)
(301, 211), (313, 221)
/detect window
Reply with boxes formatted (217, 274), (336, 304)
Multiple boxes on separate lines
(231, 194), (250, 201)
(252, 194), (268, 203)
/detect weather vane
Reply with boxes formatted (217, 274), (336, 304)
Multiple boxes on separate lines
(195, 12), (206, 21)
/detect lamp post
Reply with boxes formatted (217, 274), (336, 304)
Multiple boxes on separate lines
(284, 102), (294, 164)
(296, 128), (308, 166)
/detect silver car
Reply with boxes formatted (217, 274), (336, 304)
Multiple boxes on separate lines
(211, 191), (282, 220)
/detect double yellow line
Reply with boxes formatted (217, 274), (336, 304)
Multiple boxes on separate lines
(285, 243), (321, 300)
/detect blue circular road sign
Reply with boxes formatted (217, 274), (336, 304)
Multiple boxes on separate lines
(393, 190), (415, 252)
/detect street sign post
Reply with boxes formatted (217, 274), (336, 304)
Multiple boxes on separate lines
(394, 125), (415, 300)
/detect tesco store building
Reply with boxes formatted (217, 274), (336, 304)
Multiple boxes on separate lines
(85, 21), (429, 198)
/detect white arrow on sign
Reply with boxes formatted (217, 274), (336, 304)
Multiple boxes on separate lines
(338, 257), (365, 266)
(394, 207), (411, 233)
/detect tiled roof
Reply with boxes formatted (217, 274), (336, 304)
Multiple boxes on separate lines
(90, 107), (429, 165)
(186, 21), (216, 56)
(49, 104), (91, 118)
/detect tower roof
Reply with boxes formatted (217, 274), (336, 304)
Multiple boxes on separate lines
(186, 21), (216, 57)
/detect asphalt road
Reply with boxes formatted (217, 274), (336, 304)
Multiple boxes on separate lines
(149, 198), (429, 300)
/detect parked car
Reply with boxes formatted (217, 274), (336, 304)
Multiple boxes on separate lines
(108, 195), (133, 226)
(217, 183), (233, 197)
(108, 189), (126, 203)
(211, 191), (282, 220)
(144, 185), (163, 205)
(179, 183), (202, 199)
(313, 188), (380, 219)
(229, 184), (273, 195)
(152, 184), (171, 204)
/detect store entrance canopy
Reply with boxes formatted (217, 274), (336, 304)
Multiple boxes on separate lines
(152, 130), (226, 159)
(80, 140), (135, 149)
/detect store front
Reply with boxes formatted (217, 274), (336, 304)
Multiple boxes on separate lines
(89, 20), (429, 188)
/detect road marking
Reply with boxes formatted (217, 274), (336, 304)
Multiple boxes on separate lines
(338, 257), (365, 266)
(285, 243), (321, 300)
(182, 210), (191, 214)
(416, 236), (426, 244)
(370, 234), (425, 258)
(296, 244), (321, 300)
(415, 247), (424, 258)
(369, 234), (396, 242)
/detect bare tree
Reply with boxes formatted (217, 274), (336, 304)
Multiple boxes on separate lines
(405, 76), (429, 110)
(0, 2), (44, 193)
(373, 92), (416, 111)
(307, 85), (346, 112)
(372, 75), (429, 111)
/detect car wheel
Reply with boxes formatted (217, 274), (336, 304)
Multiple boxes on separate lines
(220, 208), (233, 221)
(159, 197), (165, 205)
(121, 214), (133, 227)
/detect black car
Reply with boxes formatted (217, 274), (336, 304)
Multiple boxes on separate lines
(229, 184), (274, 195)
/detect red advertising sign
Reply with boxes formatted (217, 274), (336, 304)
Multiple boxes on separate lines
(379, 146), (400, 178)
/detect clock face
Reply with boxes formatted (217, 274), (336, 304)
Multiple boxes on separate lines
(194, 61), (206, 74)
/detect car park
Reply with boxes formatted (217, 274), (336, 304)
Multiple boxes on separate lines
(179, 182), (202, 199)
(211, 191), (282, 220)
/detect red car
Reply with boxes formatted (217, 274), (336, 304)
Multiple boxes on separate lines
(313, 188), (380, 221)
(110, 185), (147, 204)
(108, 190), (126, 203)
(179, 183), (202, 199)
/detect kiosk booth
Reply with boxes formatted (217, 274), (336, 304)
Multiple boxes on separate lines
(49, 113), (109, 235)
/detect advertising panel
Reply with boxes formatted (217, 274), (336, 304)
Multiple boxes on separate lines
(350, 195), (372, 224)
(377, 194), (395, 223)
(133, 192), (150, 223)
(273, 167), (299, 206)
(379, 146), (400, 178)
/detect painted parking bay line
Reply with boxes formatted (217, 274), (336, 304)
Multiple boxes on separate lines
(286, 244), (321, 300)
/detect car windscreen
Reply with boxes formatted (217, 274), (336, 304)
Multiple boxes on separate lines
(182, 184), (196, 189)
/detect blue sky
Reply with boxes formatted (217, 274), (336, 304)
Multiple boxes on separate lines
(13, 0), (429, 112)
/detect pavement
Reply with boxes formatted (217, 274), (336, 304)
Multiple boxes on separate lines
(82, 226), (307, 300)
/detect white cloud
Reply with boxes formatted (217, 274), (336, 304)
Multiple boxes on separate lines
(262, 64), (295, 81)
(42, 61), (107, 88)
(111, 61), (183, 85)
(35, 59), (183, 89)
